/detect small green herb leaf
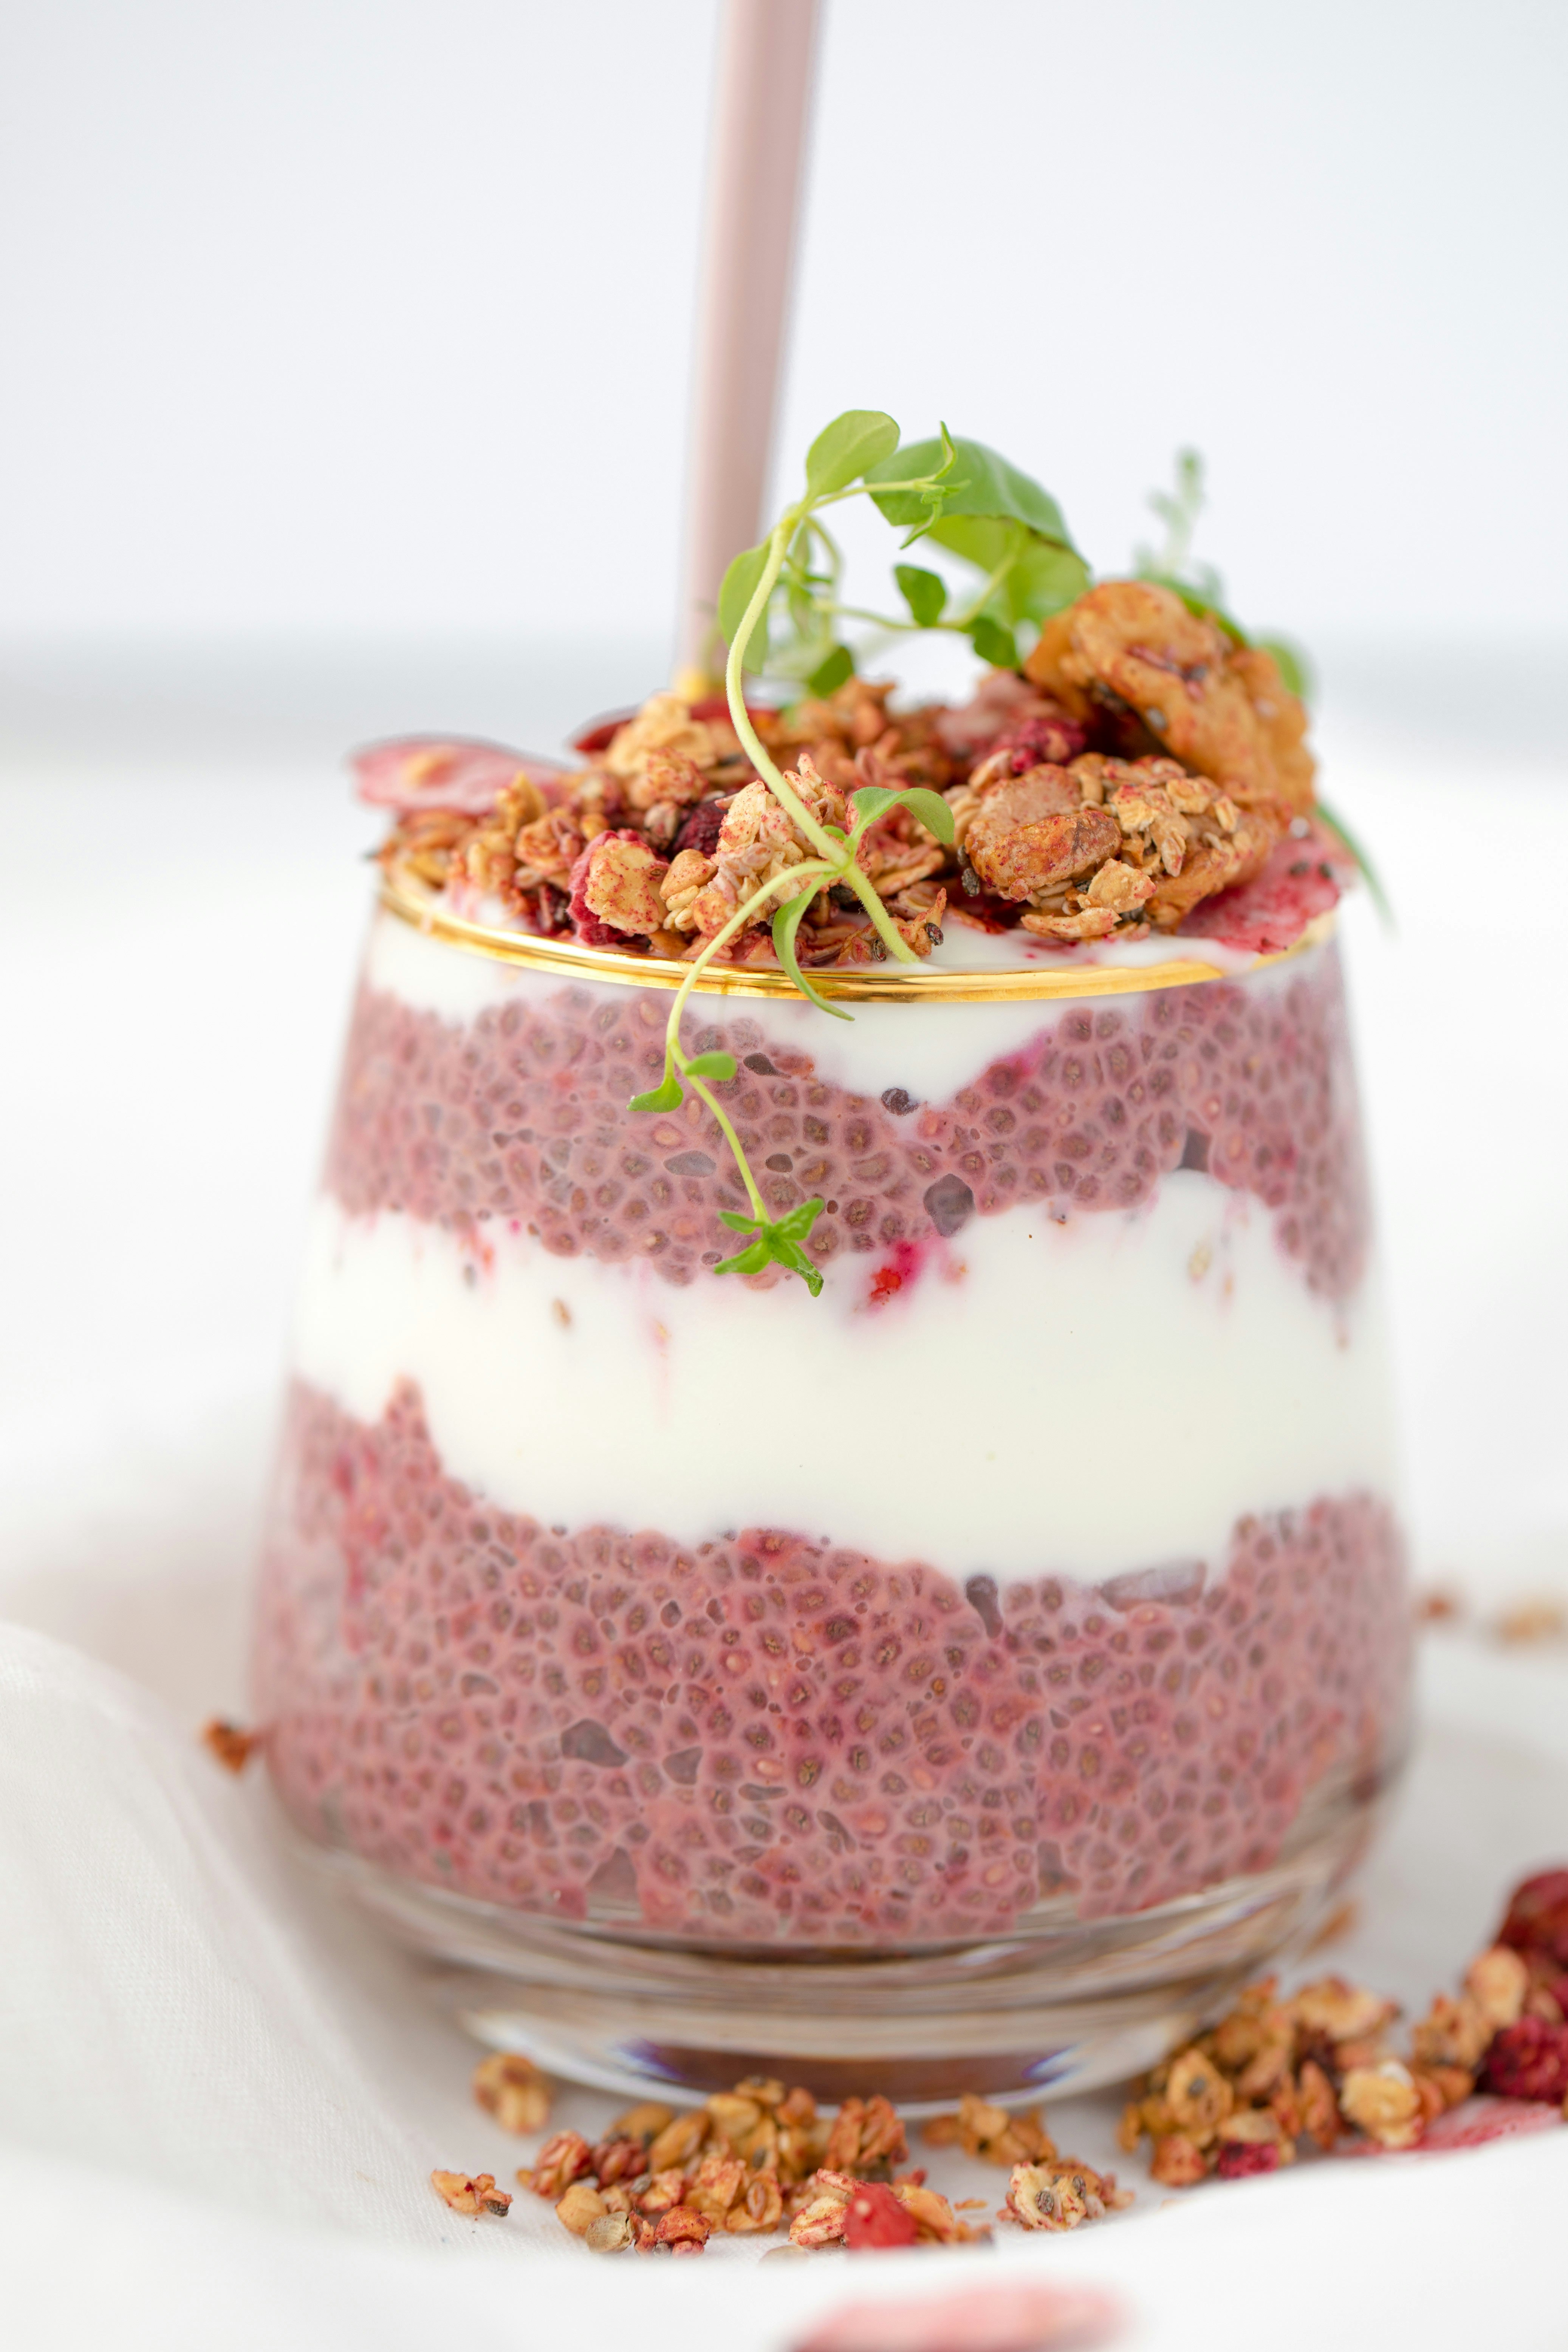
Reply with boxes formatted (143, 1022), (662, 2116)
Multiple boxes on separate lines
(714, 1199), (827, 1297)
(868, 436), (1076, 548)
(806, 642), (855, 698)
(805, 410), (902, 499)
(893, 563), (947, 628)
(848, 784), (955, 844)
(684, 1051), (737, 1082)
(629, 1074), (683, 1114)
(717, 540), (772, 668)
(772, 882), (851, 1021)
(969, 614), (1019, 670)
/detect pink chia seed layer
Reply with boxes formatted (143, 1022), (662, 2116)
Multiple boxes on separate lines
(255, 1380), (1409, 1947)
(325, 936), (1369, 1303)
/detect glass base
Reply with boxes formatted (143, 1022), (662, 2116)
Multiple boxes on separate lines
(291, 1764), (1399, 2108)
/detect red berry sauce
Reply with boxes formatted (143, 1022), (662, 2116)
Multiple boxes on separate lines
(255, 1379), (1409, 1945)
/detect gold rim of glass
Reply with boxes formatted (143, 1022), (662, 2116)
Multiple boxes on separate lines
(379, 860), (1334, 1004)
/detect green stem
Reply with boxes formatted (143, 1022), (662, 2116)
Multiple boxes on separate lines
(683, 1068), (767, 1221)
(724, 515), (919, 968)
(650, 856), (835, 1224)
(946, 533), (1022, 628)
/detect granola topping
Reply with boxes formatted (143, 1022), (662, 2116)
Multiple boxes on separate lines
(364, 597), (1336, 967)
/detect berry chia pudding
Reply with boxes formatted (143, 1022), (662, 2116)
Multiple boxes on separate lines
(251, 441), (1409, 2084)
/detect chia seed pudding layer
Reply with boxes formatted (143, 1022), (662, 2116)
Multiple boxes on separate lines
(325, 925), (1368, 1305)
(256, 1377), (1409, 1947)
(262, 901), (1405, 1954)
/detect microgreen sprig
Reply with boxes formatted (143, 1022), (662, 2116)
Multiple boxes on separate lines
(629, 408), (1025, 1297)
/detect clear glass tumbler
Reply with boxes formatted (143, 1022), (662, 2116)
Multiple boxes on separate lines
(253, 867), (1409, 2103)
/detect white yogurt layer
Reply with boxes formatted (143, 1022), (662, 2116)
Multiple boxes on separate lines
(363, 907), (1304, 1106)
(292, 1179), (1398, 1586)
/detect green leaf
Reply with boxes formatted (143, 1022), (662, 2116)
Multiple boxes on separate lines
(804, 410), (901, 500)
(1255, 634), (1315, 704)
(848, 783), (955, 845)
(772, 881), (851, 1021)
(717, 540), (771, 669)
(893, 563), (947, 628)
(713, 1234), (772, 1279)
(684, 1051), (737, 1083)
(925, 517), (1091, 625)
(868, 436), (1078, 549)
(628, 1073), (683, 1114)
(969, 614), (1019, 670)
(805, 642), (854, 698)
(714, 1198), (827, 1297)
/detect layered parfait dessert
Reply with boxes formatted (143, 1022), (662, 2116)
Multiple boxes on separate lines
(254, 421), (1407, 2082)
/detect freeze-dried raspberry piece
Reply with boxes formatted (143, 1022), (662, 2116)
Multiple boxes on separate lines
(1498, 1870), (1568, 1967)
(1482, 2016), (1568, 2102)
(1215, 2140), (1281, 2180)
(842, 2182), (919, 2250)
(989, 711), (1090, 770)
(1183, 826), (1345, 955)
(672, 796), (730, 857)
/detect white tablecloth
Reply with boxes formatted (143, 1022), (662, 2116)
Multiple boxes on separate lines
(2, 652), (1566, 2347)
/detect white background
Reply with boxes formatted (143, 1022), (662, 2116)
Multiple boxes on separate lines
(0, 0), (1565, 643)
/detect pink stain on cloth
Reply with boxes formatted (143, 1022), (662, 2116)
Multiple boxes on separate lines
(793, 2279), (1123, 2352)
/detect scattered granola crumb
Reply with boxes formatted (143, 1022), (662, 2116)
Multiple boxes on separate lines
(584, 2210), (636, 2253)
(1339, 2062), (1424, 2149)
(471, 2050), (552, 2134)
(1492, 1599), (1567, 1646)
(430, 2169), (512, 2218)
(200, 1718), (260, 1773)
(654, 2204), (714, 2255)
(923, 2094), (1055, 2168)
(518, 2130), (592, 2199)
(556, 2181), (609, 2236)
(1121, 1864), (1568, 2189)
(1003, 2159), (1127, 2231)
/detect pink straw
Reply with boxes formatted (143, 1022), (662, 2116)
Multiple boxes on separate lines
(676, 0), (822, 685)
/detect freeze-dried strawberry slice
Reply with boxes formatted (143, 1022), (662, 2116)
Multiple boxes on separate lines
(353, 735), (566, 816)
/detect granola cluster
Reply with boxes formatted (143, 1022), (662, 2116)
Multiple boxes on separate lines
(506, 2077), (993, 2255)
(463, 2071), (1131, 2256)
(923, 2094), (1132, 2233)
(366, 582), (1328, 964)
(1121, 1869), (1568, 2184)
